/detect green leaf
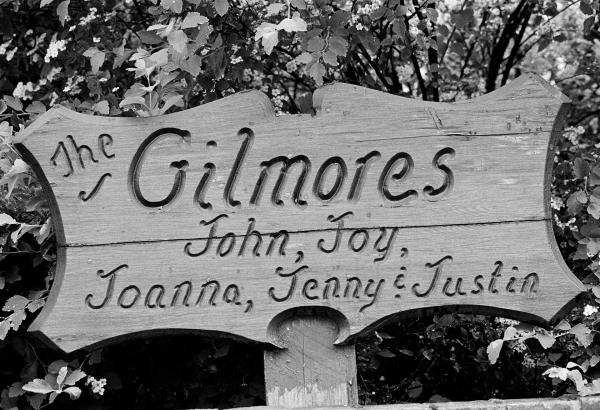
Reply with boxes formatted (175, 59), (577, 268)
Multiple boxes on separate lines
(588, 202), (600, 219)
(581, 220), (600, 238)
(63, 386), (81, 400)
(322, 50), (338, 66)
(266, 3), (286, 16)
(56, 0), (70, 26)
(22, 379), (55, 395)
(159, 95), (183, 114)
(567, 191), (585, 215)
(330, 10), (350, 27)
(376, 349), (396, 358)
(452, 8), (474, 29)
(119, 96), (146, 108)
(0, 213), (17, 226)
(26, 101), (46, 114)
(93, 101), (110, 115)
(27, 393), (45, 410)
(113, 46), (133, 69)
(277, 13), (307, 33)
(3, 295), (29, 312)
(181, 12), (209, 29)
(503, 326), (517, 340)
(8, 382), (25, 398)
(294, 52), (313, 65)
(534, 332), (555, 349)
(570, 323), (593, 347)
(48, 360), (69, 374)
(160, 0), (183, 13)
(56, 366), (68, 386)
(308, 61), (326, 86)
(83, 48), (106, 74)
(574, 158), (590, 179)
(407, 380), (422, 399)
(49, 391), (58, 404)
(149, 49), (169, 66)
(215, 0), (228, 16)
(137, 31), (163, 45)
(167, 30), (188, 53)
(581, 378), (600, 396)
(580, 1), (594, 15)
(567, 368), (586, 391)
(291, 0), (306, 9)
(328, 35), (348, 56)
(0, 320), (10, 340)
(9, 310), (26, 330)
(40, 0), (54, 7)
(307, 36), (325, 53)
(555, 319), (571, 331)
(89, 349), (102, 365)
(27, 298), (45, 313)
(486, 339), (503, 364)
(255, 23), (278, 55)
(63, 369), (86, 386)
(583, 16), (595, 35)
(438, 24), (450, 37)
(3, 95), (23, 111)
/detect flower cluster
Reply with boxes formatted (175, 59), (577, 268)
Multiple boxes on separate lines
(349, 0), (384, 30)
(12, 82), (37, 100)
(44, 38), (67, 63)
(86, 376), (107, 396)
(564, 126), (586, 146)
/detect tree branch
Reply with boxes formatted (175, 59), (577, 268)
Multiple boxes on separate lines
(500, 3), (532, 86)
(485, 0), (527, 92)
(357, 43), (392, 92)
(403, 16), (428, 100)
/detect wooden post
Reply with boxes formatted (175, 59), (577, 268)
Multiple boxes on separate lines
(264, 313), (358, 408)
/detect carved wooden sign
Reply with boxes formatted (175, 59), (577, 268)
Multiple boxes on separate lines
(18, 73), (585, 353)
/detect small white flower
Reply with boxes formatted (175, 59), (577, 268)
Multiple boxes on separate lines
(6, 47), (17, 61)
(230, 55), (243, 65)
(551, 197), (565, 210)
(12, 82), (26, 99)
(583, 305), (598, 316)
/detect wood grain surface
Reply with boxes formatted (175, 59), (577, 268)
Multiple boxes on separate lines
(18, 73), (585, 354)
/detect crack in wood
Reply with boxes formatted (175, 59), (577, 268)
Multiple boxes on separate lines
(355, 129), (550, 142)
(61, 217), (547, 248)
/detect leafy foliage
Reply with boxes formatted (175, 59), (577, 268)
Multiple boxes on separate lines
(0, 0), (600, 408)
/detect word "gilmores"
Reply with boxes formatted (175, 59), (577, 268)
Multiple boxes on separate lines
(128, 127), (456, 209)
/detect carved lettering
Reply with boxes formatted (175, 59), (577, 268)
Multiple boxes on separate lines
(423, 147), (455, 201)
(224, 128), (253, 208)
(379, 152), (417, 203)
(251, 155), (311, 207)
(313, 156), (347, 201)
(128, 128), (191, 208)
(85, 264), (129, 309)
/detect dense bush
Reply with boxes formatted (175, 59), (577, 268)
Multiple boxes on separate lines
(1, 0), (600, 408)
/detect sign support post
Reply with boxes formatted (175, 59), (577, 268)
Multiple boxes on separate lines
(264, 313), (358, 407)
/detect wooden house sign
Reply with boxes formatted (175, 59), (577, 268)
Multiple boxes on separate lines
(18, 73), (586, 355)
